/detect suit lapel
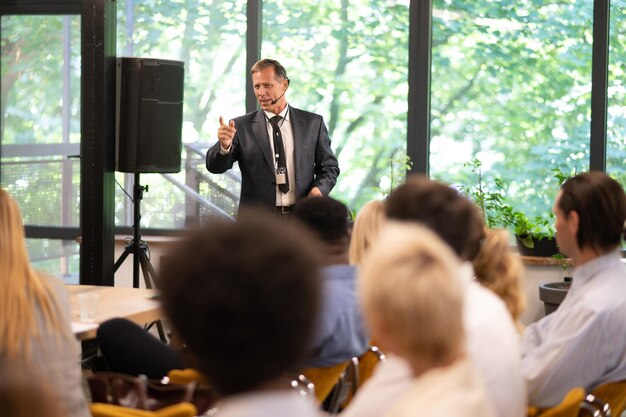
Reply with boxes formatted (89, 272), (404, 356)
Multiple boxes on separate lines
(290, 108), (305, 185)
(251, 110), (274, 170)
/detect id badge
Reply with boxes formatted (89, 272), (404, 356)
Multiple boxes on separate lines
(276, 167), (287, 185)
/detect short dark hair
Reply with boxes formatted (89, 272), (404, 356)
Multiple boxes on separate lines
(385, 175), (485, 261)
(291, 196), (350, 244)
(558, 171), (626, 252)
(250, 58), (289, 83)
(159, 212), (321, 396)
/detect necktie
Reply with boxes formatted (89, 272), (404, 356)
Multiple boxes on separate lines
(269, 116), (290, 194)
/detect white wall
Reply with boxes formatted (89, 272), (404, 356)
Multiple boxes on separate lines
(113, 236), (176, 288)
(520, 264), (569, 325)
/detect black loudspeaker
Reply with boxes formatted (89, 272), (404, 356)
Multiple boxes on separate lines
(116, 57), (185, 173)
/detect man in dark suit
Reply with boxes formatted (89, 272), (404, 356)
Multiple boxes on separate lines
(206, 59), (340, 214)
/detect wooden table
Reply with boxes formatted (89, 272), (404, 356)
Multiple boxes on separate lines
(67, 285), (161, 340)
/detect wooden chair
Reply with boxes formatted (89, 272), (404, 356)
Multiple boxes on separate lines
(301, 360), (351, 404)
(527, 387), (585, 417)
(356, 345), (386, 389)
(579, 393), (611, 417)
(166, 368), (208, 385)
(337, 345), (386, 410)
(290, 374), (315, 396)
(591, 380), (626, 417)
(90, 402), (197, 417)
(325, 357), (360, 414)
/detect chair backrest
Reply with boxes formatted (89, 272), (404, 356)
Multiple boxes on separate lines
(291, 374), (315, 397)
(301, 360), (351, 404)
(579, 394), (611, 417)
(325, 357), (360, 415)
(592, 380), (626, 417)
(91, 402), (197, 417)
(356, 345), (386, 389)
(166, 369), (208, 386)
(534, 387), (585, 417)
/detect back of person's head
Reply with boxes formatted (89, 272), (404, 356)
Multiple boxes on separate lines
(159, 212), (322, 396)
(0, 189), (66, 358)
(473, 228), (525, 332)
(349, 200), (386, 265)
(359, 222), (464, 370)
(385, 175), (485, 261)
(0, 359), (61, 417)
(292, 196), (350, 245)
(558, 172), (626, 252)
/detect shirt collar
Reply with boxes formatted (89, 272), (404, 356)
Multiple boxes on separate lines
(571, 250), (623, 289)
(264, 104), (290, 122)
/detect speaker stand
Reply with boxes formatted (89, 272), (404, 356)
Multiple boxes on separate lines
(114, 173), (166, 342)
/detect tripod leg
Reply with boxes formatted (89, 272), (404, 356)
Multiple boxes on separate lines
(139, 249), (159, 289)
(113, 246), (132, 273)
(138, 250), (154, 290)
(138, 249), (167, 343)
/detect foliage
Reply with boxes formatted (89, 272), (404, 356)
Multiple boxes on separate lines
(429, 0), (606, 220)
(372, 150), (413, 197)
(461, 158), (574, 245)
(2, 0), (626, 235)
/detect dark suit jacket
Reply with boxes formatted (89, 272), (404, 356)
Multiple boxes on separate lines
(206, 107), (340, 211)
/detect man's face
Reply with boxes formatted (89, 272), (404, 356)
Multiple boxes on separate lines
(553, 191), (578, 258)
(252, 66), (288, 114)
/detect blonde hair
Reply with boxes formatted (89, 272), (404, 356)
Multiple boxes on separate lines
(349, 200), (386, 265)
(0, 359), (61, 417)
(0, 189), (68, 358)
(359, 222), (464, 366)
(472, 228), (526, 332)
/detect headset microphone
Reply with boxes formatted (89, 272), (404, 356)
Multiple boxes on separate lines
(270, 90), (287, 105)
(270, 78), (290, 105)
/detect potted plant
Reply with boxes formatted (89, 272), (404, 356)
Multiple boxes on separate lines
(539, 254), (574, 314)
(461, 159), (567, 257)
(510, 211), (558, 257)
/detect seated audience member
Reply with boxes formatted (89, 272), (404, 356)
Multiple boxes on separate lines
(97, 317), (186, 379)
(473, 228), (526, 332)
(522, 172), (626, 407)
(342, 176), (525, 417)
(0, 189), (90, 417)
(158, 212), (323, 415)
(0, 359), (62, 417)
(349, 200), (386, 265)
(291, 196), (370, 367)
(360, 223), (495, 417)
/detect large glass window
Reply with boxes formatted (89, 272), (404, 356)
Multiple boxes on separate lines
(115, 0), (246, 226)
(430, 1), (593, 225)
(1, 15), (81, 279)
(262, 0), (410, 211)
(607, 0), (626, 186)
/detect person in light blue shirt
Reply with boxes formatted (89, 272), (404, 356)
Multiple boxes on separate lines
(292, 196), (370, 368)
(522, 171), (626, 407)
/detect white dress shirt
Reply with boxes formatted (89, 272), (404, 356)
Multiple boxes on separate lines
(343, 262), (525, 417)
(521, 251), (626, 407)
(386, 357), (496, 417)
(264, 105), (296, 206)
(219, 105), (296, 206)
(214, 389), (321, 417)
